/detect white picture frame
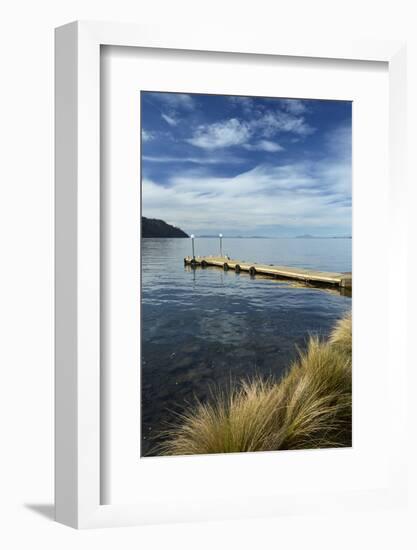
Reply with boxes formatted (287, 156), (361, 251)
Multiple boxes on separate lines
(55, 21), (407, 529)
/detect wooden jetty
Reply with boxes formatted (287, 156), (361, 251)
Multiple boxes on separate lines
(184, 255), (352, 289)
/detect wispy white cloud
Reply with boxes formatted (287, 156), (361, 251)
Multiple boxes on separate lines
(187, 119), (251, 149)
(228, 96), (254, 108)
(186, 108), (313, 150)
(142, 154), (244, 165)
(142, 129), (156, 142)
(147, 92), (196, 111)
(250, 111), (314, 137)
(228, 96), (262, 116)
(142, 129), (351, 234)
(161, 113), (177, 126)
(279, 99), (308, 115)
(326, 124), (351, 158)
(243, 140), (284, 152)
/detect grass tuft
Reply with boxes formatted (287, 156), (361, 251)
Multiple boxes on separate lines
(157, 312), (352, 456)
(329, 311), (352, 356)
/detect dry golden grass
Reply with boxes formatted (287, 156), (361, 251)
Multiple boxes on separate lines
(158, 312), (352, 455)
(329, 311), (352, 355)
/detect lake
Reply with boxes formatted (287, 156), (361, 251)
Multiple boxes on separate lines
(141, 237), (352, 456)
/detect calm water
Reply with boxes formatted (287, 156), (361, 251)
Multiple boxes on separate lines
(141, 238), (352, 456)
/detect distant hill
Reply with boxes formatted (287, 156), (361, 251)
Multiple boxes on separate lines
(142, 217), (189, 238)
(296, 234), (352, 239)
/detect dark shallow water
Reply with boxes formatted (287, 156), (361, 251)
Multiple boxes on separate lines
(141, 238), (352, 456)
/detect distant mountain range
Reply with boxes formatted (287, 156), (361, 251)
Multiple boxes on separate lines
(296, 234), (352, 239)
(195, 235), (269, 239)
(194, 234), (352, 239)
(140, 220), (351, 239)
(142, 217), (189, 238)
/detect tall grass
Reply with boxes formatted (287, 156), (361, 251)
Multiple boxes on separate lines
(158, 312), (352, 455)
(329, 311), (352, 355)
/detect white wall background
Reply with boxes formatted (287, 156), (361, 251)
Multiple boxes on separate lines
(0, 0), (416, 548)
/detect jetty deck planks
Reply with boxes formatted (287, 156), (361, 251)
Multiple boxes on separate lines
(184, 255), (352, 289)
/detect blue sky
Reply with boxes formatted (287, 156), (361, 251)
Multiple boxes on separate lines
(141, 92), (352, 237)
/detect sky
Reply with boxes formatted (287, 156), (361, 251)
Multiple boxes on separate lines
(141, 92), (352, 237)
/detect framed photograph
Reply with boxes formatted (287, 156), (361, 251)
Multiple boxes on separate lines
(139, 89), (353, 460)
(55, 21), (407, 528)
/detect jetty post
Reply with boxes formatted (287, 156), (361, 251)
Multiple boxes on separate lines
(190, 234), (195, 260)
(219, 233), (223, 257)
